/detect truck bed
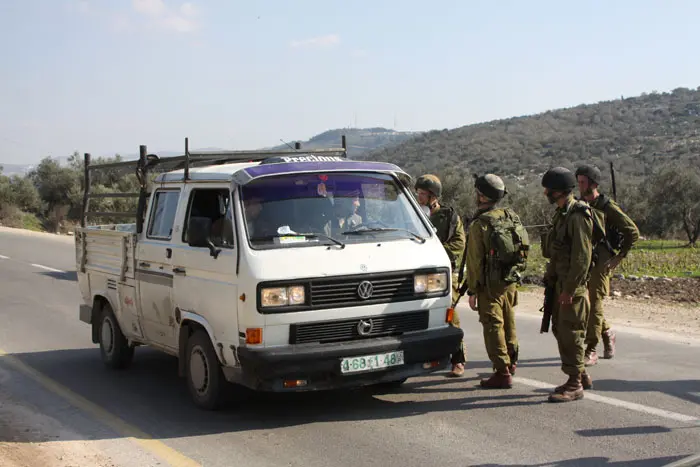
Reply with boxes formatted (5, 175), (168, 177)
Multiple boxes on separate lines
(76, 224), (137, 281)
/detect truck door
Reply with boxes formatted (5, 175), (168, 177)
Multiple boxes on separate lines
(171, 186), (239, 349)
(136, 187), (181, 350)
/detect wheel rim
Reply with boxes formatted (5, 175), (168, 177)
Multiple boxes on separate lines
(189, 345), (209, 396)
(101, 316), (114, 356)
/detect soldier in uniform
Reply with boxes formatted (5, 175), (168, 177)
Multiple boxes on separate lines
(415, 174), (468, 377)
(465, 174), (521, 389)
(575, 165), (640, 365)
(541, 167), (594, 402)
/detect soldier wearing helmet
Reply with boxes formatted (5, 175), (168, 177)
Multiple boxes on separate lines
(465, 174), (523, 389)
(575, 164), (639, 365)
(414, 174), (467, 377)
(541, 167), (594, 403)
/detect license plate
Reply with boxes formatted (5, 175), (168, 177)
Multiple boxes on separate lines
(340, 350), (404, 374)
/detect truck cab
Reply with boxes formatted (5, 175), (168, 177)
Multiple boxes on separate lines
(75, 140), (463, 410)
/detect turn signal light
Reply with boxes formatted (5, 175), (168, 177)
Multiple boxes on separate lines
(283, 379), (307, 388)
(423, 360), (441, 369)
(446, 308), (455, 323)
(245, 328), (263, 345)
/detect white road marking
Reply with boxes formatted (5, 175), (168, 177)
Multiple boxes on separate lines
(0, 254), (9, 259)
(515, 376), (700, 423)
(30, 263), (66, 273)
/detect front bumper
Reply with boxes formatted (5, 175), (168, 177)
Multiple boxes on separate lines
(232, 325), (464, 392)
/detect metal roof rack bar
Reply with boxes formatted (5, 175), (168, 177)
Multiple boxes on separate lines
(80, 135), (349, 230)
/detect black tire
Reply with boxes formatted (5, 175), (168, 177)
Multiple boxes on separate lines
(185, 329), (226, 411)
(98, 303), (134, 369)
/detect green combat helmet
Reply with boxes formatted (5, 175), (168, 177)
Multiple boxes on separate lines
(415, 174), (443, 198)
(541, 167), (577, 191)
(575, 165), (602, 185)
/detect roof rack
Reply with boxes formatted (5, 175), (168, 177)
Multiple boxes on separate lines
(79, 135), (349, 231)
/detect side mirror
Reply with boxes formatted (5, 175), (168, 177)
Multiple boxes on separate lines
(187, 216), (221, 259)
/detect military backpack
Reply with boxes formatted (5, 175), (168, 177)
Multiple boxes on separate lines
(594, 193), (624, 253)
(480, 208), (530, 285)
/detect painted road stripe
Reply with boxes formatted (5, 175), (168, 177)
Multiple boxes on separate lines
(0, 254), (9, 259)
(30, 263), (66, 273)
(515, 376), (700, 424)
(0, 348), (201, 467)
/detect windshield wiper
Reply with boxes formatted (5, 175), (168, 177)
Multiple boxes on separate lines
(250, 232), (345, 248)
(341, 227), (426, 243)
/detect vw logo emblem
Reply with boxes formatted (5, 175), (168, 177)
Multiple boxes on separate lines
(357, 319), (373, 336)
(357, 280), (374, 300)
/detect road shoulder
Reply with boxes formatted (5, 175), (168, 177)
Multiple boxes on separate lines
(0, 226), (75, 244)
(0, 388), (117, 467)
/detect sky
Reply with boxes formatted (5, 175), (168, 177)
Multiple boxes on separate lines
(1, 0), (699, 165)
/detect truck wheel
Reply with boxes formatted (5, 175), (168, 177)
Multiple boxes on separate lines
(98, 303), (134, 369)
(186, 329), (225, 411)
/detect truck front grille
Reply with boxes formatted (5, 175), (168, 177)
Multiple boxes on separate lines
(309, 272), (415, 308)
(289, 310), (429, 345)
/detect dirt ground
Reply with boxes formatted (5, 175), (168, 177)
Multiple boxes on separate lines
(610, 277), (700, 304)
(516, 285), (700, 339)
(0, 390), (117, 467)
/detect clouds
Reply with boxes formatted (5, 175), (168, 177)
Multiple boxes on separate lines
(287, 34), (368, 59)
(289, 34), (340, 49)
(132, 0), (199, 33)
(71, 0), (200, 34)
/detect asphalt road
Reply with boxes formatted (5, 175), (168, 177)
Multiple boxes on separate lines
(1, 227), (699, 467)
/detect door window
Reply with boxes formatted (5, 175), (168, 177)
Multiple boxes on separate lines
(146, 190), (180, 240)
(182, 188), (235, 248)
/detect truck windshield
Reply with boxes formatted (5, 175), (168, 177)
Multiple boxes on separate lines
(240, 171), (431, 249)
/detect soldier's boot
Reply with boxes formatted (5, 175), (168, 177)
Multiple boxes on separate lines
(508, 347), (518, 376)
(602, 329), (616, 359)
(480, 367), (513, 389)
(584, 348), (598, 367)
(548, 374), (584, 403)
(581, 371), (593, 390)
(552, 372), (591, 392)
(448, 363), (465, 377)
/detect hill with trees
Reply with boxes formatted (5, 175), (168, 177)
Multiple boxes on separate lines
(357, 86), (700, 244)
(360, 86), (700, 181)
(2, 87), (699, 245)
(266, 127), (419, 159)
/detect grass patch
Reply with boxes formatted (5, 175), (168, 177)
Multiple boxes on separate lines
(21, 213), (45, 232)
(523, 240), (700, 279)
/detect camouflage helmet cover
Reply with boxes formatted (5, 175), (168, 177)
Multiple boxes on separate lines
(415, 174), (442, 198)
(475, 173), (507, 201)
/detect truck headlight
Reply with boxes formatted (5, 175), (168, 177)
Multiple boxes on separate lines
(414, 272), (448, 294)
(260, 285), (305, 307)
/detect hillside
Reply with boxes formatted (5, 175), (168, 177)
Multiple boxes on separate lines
(266, 127), (419, 159)
(360, 86), (700, 182)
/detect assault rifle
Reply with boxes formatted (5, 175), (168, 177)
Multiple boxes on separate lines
(540, 283), (556, 333)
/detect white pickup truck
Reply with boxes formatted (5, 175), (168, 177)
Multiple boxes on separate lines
(75, 138), (463, 410)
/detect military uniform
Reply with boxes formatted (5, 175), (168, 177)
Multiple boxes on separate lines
(584, 193), (639, 362)
(415, 174), (467, 375)
(466, 207), (519, 388)
(541, 167), (594, 403)
(429, 204), (467, 365)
